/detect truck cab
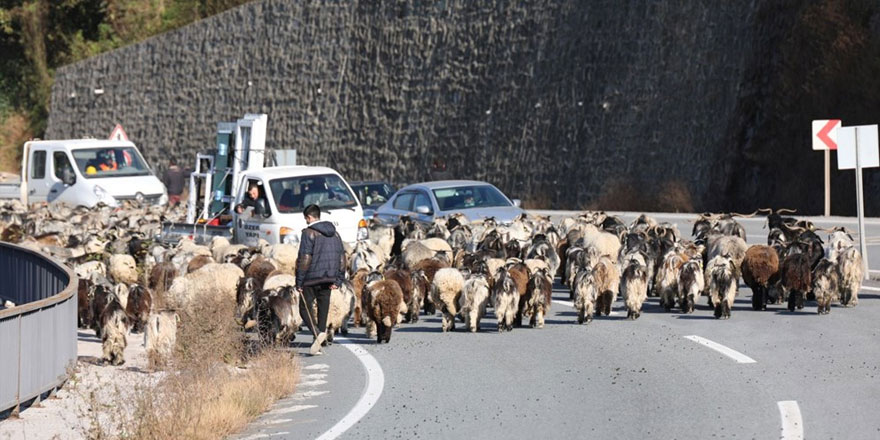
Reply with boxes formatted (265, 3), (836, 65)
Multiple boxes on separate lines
(232, 166), (367, 246)
(15, 140), (167, 207)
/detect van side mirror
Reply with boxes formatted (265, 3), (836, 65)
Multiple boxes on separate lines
(254, 198), (271, 218)
(62, 167), (76, 186)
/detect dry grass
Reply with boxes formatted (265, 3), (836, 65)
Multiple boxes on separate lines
(0, 111), (31, 174)
(86, 294), (300, 440)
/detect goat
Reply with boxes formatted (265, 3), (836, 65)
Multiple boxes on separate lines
(705, 256), (739, 319)
(677, 259), (704, 313)
(620, 253), (648, 320)
(741, 245), (780, 311)
(812, 259), (839, 315)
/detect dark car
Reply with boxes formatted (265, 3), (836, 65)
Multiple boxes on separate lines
(349, 181), (396, 218)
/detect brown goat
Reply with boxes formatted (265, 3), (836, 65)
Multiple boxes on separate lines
(384, 268), (417, 323)
(148, 262), (177, 298)
(125, 284), (153, 333)
(507, 262), (531, 327)
(77, 279), (93, 328)
(781, 253), (812, 312)
(364, 280), (404, 344)
(350, 268), (371, 327)
(741, 245), (780, 311)
(245, 256), (276, 288)
(412, 258), (449, 315)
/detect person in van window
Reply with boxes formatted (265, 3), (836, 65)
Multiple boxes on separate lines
(98, 150), (117, 171)
(366, 189), (386, 205)
(235, 182), (263, 215)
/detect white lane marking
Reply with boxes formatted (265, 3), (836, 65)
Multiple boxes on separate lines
(777, 401), (804, 440)
(861, 285), (880, 292)
(552, 299), (620, 316)
(268, 404), (318, 416)
(299, 380), (328, 387)
(295, 390), (329, 399)
(240, 431), (291, 440)
(301, 373), (328, 380)
(314, 337), (385, 440)
(683, 335), (756, 364)
(304, 363), (330, 371)
(265, 418), (294, 425)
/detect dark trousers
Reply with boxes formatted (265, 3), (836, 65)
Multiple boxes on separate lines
(300, 284), (331, 335)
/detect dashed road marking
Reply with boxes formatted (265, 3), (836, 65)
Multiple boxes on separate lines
(777, 401), (804, 440)
(267, 404), (318, 416)
(240, 431), (291, 440)
(861, 285), (880, 292)
(683, 335), (757, 364)
(303, 363), (330, 371)
(314, 337), (385, 440)
(301, 373), (328, 381)
(299, 379), (328, 387)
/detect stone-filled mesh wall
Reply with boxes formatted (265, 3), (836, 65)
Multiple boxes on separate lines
(48, 0), (859, 212)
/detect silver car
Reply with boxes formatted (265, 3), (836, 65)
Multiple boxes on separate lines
(373, 180), (524, 226)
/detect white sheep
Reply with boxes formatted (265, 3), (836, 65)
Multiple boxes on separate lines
(267, 243), (299, 275)
(431, 267), (465, 332)
(581, 227), (621, 260)
(316, 283), (356, 342)
(458, 275), (490, 332)
(145, 310), (178, 370)
(167, 263), (244, 311)
(109, 254), (138, 285)
(403, 241), (435, 269)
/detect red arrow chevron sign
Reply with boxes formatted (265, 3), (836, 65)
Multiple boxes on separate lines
(812, 119), (840, 150)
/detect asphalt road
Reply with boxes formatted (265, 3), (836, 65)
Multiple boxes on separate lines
(235, 212), (880, 440)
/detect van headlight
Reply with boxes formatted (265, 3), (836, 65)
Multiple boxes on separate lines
(357, 219), (369, 241)
(280, 226), (299, 244)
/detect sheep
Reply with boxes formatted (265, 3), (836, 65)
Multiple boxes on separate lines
(125, 284), (152, 333)
(620, 253), (648, 320)
(384, 268), (417, 323)
(74, 261), (106, 280)
(781, 252), (812, 312)
(369, 225), (395, 260)
(581, 229), (622, 260)
(525, 268), (553, 328)
(145, 310), (178, 370)
(493, 267), (521, 332)
(432, 268), (465, 332)
(364, 280), (404, 343)
(402, 241), (435, 269)
(109, 254), (139, 285)
(837, 246), (864, 307)
(656, 250), (686, 312)
(412, 258), (449, 314)
(458, 275), (491, 332)
(267, 243), (299, 275)
(812, 259), (839, 315)
(677, 260), (704, 313)
(707, 235), (748, 268)
(705, 255), (739, 319)
(186, 254), (214, 274)
(741, 245), (779, 311)
(101, 297), (129, 366)
(167, 263), (244, 311)
(311, 283), (356, 343)
(420, 237), (454, 256)
(593, 256), (620, 318)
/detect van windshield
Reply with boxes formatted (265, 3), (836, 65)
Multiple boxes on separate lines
(72, 147), (152, 179)
(270, 174), (358, 213)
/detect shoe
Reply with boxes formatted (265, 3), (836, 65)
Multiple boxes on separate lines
(310, 332), (327, 355)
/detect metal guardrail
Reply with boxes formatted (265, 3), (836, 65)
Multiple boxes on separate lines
(0, 241), (77, 416)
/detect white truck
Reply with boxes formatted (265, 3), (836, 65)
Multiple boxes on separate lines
(231, 166), (367, 246)
(160, 114), (368, 246)
(0, 139), (167, 207)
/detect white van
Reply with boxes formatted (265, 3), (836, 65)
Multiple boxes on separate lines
(232, 166), (367, 246)
(0, 139), (167, 207)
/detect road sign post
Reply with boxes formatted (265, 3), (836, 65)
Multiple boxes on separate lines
(838, 124), (878, 280)
(812, 119), (840, 216)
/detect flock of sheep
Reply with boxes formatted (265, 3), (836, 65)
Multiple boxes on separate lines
(0, 201), (866, 368)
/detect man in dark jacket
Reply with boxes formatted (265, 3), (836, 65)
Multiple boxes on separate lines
(295, 204), (346, 355)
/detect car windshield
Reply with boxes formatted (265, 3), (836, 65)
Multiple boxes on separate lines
(270, 173), (358, 213)
(351, 183), (394, 206)
(72, 147), (152, 179)
(432, 185), (511, 211)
